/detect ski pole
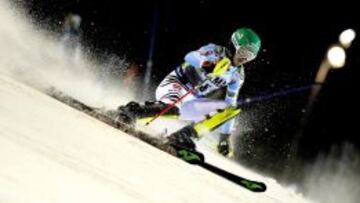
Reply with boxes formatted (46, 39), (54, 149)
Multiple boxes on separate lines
(236, 82), (321, 107)
(145, 86), (196, 126)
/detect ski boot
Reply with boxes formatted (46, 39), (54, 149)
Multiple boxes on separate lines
(116, 101), (180, 126)
(168, 125), (204, 163)
(217, 133), (234, 157)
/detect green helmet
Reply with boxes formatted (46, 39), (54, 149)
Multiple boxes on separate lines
(231, 28), (261, 57)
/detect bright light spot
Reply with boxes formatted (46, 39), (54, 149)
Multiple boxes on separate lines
(327, 46), (346, 68)
(339, 29), (356, 47)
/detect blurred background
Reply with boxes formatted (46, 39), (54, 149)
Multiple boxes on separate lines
(12, 0), (360, 196)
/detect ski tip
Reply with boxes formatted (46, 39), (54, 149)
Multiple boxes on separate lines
(240, 180), (267, 192)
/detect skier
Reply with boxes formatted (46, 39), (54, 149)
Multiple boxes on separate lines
(118, 27), (261, 157)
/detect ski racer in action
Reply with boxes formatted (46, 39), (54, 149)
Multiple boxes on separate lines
(117, 27), (261, 157)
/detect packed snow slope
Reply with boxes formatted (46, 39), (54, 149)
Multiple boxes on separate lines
(0, 74), (314, 203)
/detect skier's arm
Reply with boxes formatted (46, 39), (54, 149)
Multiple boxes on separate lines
(181, 63), (204, 87)
(221, 68), (245, 134)
(183, 44), (226, 87)
(184, 43), (221, 68)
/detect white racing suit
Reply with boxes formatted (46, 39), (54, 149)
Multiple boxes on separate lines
(155, 43), (245, 135)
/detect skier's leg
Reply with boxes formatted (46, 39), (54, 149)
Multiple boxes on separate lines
(169, 104), (241, 150)
(117, 71), (194, 125)
(155, 71), (196, 106)
(179, 98), (228, 122)
(116, 100), (180, 125)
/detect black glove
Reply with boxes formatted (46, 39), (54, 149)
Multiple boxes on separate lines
(217, 133), (231, 156)
(210, 75), (227, 87)
(198, 75), (227, 95)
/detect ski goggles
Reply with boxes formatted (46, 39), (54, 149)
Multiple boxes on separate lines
(233, 47), (256, 65)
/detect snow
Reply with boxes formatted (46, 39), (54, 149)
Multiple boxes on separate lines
(0, 73), (309, 203)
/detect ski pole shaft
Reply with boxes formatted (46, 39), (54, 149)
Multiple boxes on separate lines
(236, 83), (321, 107)
(145, 87), (195, 126)
(145, 76), (212, 126)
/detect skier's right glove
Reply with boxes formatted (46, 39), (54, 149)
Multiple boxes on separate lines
(197, 74), (228, 95)
(210, 75), (227, 87)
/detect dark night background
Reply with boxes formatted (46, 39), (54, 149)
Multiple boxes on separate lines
(21, 0), (359, 181)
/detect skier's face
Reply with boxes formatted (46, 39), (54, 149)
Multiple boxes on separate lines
(233, 47), (255, 66)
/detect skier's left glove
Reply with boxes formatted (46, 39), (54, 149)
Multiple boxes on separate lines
(217, 133), (233, 157)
